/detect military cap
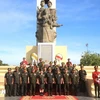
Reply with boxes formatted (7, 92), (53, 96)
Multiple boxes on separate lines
(15, 66), (19, 69)
(49, 61), (53, 64)
(8, 68), (11, 71)
(42, 61), (45, 64)
(61, 62), (65, 64)
(73, 64), (76, 66)
(54, 60), (57, 63)
(39, 58), (42, 60)
(80, 65), (84, 68)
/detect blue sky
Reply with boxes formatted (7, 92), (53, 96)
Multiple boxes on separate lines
(0, 0), (100, 65)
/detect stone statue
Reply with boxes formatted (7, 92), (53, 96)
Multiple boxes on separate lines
(36, 0), (45, 42)
(36, 0), (62, 43)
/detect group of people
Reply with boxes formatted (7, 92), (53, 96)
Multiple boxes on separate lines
(4, 57), (88, 97)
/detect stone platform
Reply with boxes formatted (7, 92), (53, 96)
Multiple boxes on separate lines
(26, 45), (67, 64)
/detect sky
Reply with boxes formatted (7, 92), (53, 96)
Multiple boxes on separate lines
(0, 0), (100, 65)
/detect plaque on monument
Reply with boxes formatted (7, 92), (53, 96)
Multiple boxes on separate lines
(38, 43), (54, 62)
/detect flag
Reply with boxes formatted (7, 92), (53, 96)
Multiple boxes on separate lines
(86, 43), (88, 47)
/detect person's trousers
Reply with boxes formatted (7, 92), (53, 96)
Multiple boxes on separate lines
(21, 83), (27, 96)
(94, 83), (100, 97)
(48, 83), (53, 95)
(5, 84), (12, 96)
(30, 83), (36, 95)
(13, 83), (20, 96)
(56, 84), (61, 95)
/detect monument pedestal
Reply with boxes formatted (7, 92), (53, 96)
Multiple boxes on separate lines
(26, 44), (67, 64)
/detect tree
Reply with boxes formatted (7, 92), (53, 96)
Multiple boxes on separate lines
(80, 51), (100, 66)
(0, 60), (9, 66)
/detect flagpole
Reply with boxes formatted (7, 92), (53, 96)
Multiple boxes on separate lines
(86, 43), (88, 52)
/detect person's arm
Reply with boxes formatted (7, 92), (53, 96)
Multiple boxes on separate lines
(4, 78), (6, 86)
(84, 70), (87, 81)
(20, 74), (22, 84)
(28, 76), (29, 84)
(4, 73), (7, 85)
(92, 72), (94, 79)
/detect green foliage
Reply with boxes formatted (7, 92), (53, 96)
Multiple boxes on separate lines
(0, 60), (9, 66)
(80, 51), (100, 66)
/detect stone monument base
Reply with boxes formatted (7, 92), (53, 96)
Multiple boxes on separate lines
(26, 45), (67, 64)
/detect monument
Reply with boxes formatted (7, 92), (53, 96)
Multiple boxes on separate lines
(26, 0), (67, 64)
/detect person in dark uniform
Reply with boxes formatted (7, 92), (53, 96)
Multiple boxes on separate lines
(29, 68), (37, 96)
(4, 68), (13, 96)
(27, 63), (33, 75)
(13, 67), (21, 96)
(60, 62), (66, 94)
(48, 61), (53, 71)
(27, 63), (33, 95)
(46, 67), (54, 96)
(70, 69), (79, 96)
(52, 60), (57, 76)
(92, 66), (100, 98)
(39, 70), (45, 96)
(79, 65), (87, 95)
(36, 66), (40, 94)
(38, 58), (43, 70)
(20, 68), (29, 96)
(43, 66), (47, 93)
(60, 62), (66, 75)
(52, 60), (58, 94)
(55, 69), (63, 95)
(63, 68), (70, 95)
(72, 64), (78, 74)
(19, 62), (24, 73)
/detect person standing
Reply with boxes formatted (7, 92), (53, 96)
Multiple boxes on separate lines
(63, 68), (70, 95)
(46, 68), (54, 96)
(21, 57), (28, 65)
(92, 66), (100, 98)
(66, 58), (72, 67)
(55, 69), (63, 95)
(27, 63), (33, 95)
(38, 58), (43, 71)
(70, 69), (79, 96)
(29, 69), (37, 96)
(39, 70), (45, 96)
(13, 67), (21, 96)
(52, 60), (58, 94)
(60, 62), (66, 75)
(79, 65), (87, 95)
(4, 68), (13, 96)
(20, 68), (29, 96)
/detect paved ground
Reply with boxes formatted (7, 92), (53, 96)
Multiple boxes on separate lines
(0, 96), (100, 100)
